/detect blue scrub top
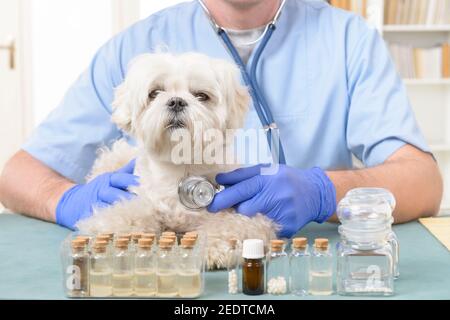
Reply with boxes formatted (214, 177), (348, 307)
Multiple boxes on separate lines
(23, 0), (430, 184)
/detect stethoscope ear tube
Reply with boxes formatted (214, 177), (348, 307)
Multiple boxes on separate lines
(217, 27), (287, 165)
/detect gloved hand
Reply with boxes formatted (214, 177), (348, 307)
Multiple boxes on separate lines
(208, 164), (336, 238)
(56, 160), (139, 230)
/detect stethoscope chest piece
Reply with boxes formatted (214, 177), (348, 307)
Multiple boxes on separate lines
(178, 176), (219, 210)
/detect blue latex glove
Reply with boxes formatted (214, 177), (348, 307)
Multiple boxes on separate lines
(208, 164), (336, 238)
(56, 160), (139, 230)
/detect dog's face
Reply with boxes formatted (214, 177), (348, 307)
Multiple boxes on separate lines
(112, 53), (250, 162)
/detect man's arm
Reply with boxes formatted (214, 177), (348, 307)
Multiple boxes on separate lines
(327, 144), (443, 224)
(0, 150), (75, 222)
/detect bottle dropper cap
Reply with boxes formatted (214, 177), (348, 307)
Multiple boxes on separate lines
(242, 239), (265, 259)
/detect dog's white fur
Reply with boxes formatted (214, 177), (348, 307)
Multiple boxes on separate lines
(76, 53), (277, 269)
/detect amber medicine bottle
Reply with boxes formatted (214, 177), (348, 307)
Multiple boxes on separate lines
(242, 239), (265, 295)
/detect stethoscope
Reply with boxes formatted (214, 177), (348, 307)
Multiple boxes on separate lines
(178, 1), (288, 210)
(198, 0), (287, 165)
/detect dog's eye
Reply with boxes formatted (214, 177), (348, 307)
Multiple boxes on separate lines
(194, 92), (210, 102)
(149, 89), (162, 100)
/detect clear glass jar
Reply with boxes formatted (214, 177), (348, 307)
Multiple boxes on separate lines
(289, 237), (310, 296)
(112, 239), (133, 297)
(227, 238), (241, 294)
(266, 240), (289, 295)
(89, 242), (112, 297)
(339, 188), (399, 280)
(336, 227), (394, 296)
(157, 239), (178, 297)
(178, 238), (202, 298)
(67, 240), (89, 297)
(309, 239), (333, 296)
(134, 239), (157, 297)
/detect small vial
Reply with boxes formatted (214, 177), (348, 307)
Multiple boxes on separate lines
(289, 237), (310, 296)
(178, 238), (202, 298)
(134, 238), (157, 297)
(227, 238), (240, 294)
(309, 238), (333, 296)
(112, 239), (134, 297)
(67, 239), (89, 297)
(90, 241), (113, 297)
(267, 240), (289, 295)
(242, 239), (265, 296)
(157, 239), (178, 297)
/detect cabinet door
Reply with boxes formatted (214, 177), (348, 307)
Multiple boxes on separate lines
(0, 0), (22, 171)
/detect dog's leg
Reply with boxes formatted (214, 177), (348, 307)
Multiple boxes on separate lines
(196, 211), (278, 270)
(75, 197), (162, 235)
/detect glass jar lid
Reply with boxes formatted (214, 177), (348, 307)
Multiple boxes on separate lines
(337, 190), (394, 226)
(345, 188), (396, 211)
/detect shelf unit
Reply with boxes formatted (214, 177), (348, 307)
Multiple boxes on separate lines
(344, 0), (450, 211)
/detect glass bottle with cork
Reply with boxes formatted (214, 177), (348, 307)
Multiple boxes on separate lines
(266, 240), (289, 295)
(309, 238), (333, 296)
(242, 239), (265, 296)
(112, 238), (134, 296)
(178, 237), (202, 298)
(67, 239), (89, 297)
(227, 238), (240, 294)
(157, 238), (178, 297)
(289, 237), (310, 296)
(89, 240), (113, 297)
(134, 238), (157, 297)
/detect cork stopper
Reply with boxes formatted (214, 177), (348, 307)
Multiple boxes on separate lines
(115, 238), (129, 249)
(159, 239), (173, 249)
(96, 235), (111, 243)
(180, 238), (196, 248)
(75, 236), (90, 245)
(185, 231), (198, 238)
(141, 233), (156, 240)
(138, 238), (153, 249)
(293, 237), (308, 249)
(93, 240), (108, 253)
(314, 238), (329, 249)
(131, 232), (142, 243)
(117, 233), (132, 241)
(228, 238), (238, 249)
(161, 235), (177, 245)
(270, 239), (285, 252)
(71, 239), (86, 251)
(162, 231), (176, 237)
(99, 232), (114, 239)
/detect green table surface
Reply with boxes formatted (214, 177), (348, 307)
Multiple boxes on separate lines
(0, 213), (449, 300)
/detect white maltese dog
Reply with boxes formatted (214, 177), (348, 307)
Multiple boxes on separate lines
(76, 53), (277, 269)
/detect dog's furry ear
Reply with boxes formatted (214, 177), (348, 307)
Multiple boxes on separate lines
(111, 82), (134, 135)
(216, 61), (250, 129)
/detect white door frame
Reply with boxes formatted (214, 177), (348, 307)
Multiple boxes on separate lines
(111, 0), (141, 35)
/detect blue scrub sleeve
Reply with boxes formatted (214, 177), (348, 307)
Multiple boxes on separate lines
(22, 38), (125, 184)
(345, 19), (430, 166)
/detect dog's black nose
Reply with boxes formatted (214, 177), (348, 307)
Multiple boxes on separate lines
(167, 97), (188, 112)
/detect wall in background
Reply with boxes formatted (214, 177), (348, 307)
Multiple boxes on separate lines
(30, 0), (112, 125)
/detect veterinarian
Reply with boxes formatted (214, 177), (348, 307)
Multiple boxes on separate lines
(0, 0), (443, 237)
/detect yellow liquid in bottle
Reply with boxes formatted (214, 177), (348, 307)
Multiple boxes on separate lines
(309, 271), (333, 295)
(157, 270), (178, 297)
(134, 268), (157, 297)
(89, 270), (113, 297)
(112, 273), (134, 296)
(177, 270), (202, 298)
